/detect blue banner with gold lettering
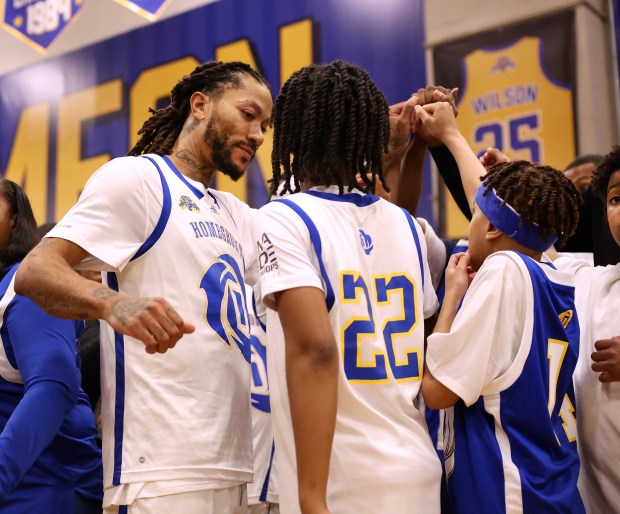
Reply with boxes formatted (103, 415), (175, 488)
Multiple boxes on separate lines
(113, 0), (171, 21)
(1, 0), (83, 53)
(0, 0), (429, 224)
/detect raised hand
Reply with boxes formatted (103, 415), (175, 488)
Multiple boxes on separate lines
(479, 147), (510, 171)
(413, 86), (458, 147)
(414, 101), (460, 146)
(443, 252), (472, 303)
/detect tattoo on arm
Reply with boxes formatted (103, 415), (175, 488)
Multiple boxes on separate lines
(92, 287), (118, 300)
(111, 297), (150, 324)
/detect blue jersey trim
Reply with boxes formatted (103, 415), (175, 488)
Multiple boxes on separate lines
(401, 209), (425, 290)
(251, 290), (267, 332)
(303, 189), (381, 207)
(209, 190), (238, 229)
(106, 272), (125, 487)
(161, 155), (204, 199)
(277, 199), (335, 311)
(131, 156), (172, 261)
(259, 442), (276, 502)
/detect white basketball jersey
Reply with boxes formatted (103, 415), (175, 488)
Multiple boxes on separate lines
(48, 154), (256, 504)
(246, 285), (278, 506)
(253, 186), (442, 514)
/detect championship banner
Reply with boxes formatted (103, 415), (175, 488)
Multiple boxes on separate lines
(434, 11), (576, 238)
(0, 0), (84, 53)
(113, 0), (171, 21)
(0, 0), (429, 225)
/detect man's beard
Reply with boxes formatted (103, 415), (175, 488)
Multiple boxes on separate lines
(203, 116), (249, 182)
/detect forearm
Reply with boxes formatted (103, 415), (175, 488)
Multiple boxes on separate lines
(429, 145), (472, 220)
(395, 136), (427, 215)
(433, 294), (461, 334)
(442, 134), (486, 210)
(382, 146), (408, 197)
(287, 339), (338, 513)
(0, 381), (76, 500)
(14, 241), (116, 320)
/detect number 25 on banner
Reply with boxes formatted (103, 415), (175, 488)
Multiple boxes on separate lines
(472, 111), (542, 163)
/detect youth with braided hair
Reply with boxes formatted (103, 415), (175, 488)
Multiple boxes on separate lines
(416, 101), (585, 513)
(252, 60), (441, 514)
(15, 61), (273, 513)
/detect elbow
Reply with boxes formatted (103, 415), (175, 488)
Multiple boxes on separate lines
(13, 263), (30, 297)
(423, 392), (455, 411)
(421, 374), (459, 410)
(288, 338), (339, 372)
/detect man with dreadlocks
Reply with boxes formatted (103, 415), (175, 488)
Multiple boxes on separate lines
(416, 102), (585, 513)
(251, 60), (442, 514)
(15, 61), (273, 513)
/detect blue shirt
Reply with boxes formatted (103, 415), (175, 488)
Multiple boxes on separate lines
(0, 263), (102, 513)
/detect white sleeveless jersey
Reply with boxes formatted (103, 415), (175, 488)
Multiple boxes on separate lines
(253, 186), (442, 514)
(47, 154), (257, 504)
(246, 285), (278, 506)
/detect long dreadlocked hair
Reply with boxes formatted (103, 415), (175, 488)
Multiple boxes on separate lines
(270, 60), (390, 196)
(592, 145), (620, 202)
(128, 61), (270, 156)
(480, 160), (581, 248)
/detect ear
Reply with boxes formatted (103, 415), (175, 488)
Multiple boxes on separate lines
(189, 91), (209, 120)
(485, 222), (502, 241)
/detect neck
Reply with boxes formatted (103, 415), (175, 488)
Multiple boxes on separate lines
(168, 147), (218, 188)
(493, 235), (543, 262)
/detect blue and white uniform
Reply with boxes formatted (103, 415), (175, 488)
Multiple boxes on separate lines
(47, 155), (257, 509)
(0, 263), (102, 512)
(246, 286), (278, 513)
(253, 186), (441, 514)
(427, 251), (584, 513)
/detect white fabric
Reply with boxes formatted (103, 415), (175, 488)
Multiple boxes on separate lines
(426, 251), (573, 406)
(253, 186), (441, 514)
(48, 155), (257, 506)
(416, 217), (447, 289)
(103, 484), (247, 514)
(246, 286), (278, 506)
(556, 259), (620, 514)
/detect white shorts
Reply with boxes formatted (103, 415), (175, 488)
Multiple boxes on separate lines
(247, 503), (280, 514)
(103, 485), (247, 514)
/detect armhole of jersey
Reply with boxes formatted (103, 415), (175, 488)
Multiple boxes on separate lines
(402, 208), (425, 290)
(277, 199), (335, 311)
(209, 190), (238, 229)
(105, 271), (126, 486)
(130, 156), (172, 262)
(251, 290), (267, 332)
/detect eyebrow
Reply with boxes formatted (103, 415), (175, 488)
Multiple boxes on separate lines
(239, 99), (264, 115)
(609, 179), (620, 192)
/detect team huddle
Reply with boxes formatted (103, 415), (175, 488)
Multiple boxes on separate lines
(0, 59), (616, 514)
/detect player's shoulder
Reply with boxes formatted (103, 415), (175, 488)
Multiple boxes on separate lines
(86, 155), (159, 189)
